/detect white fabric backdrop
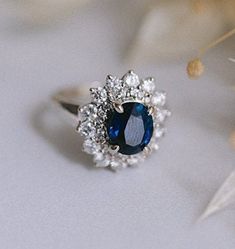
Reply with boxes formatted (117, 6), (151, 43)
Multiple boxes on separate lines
(0, 1), (235, 248)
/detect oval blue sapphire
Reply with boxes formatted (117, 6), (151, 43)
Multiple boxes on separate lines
(106, 102), (154, 155)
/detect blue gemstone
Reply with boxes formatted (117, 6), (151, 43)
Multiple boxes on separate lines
(106, 102), (154, 155)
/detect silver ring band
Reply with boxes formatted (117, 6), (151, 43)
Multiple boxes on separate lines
(52, 82), (101, 126)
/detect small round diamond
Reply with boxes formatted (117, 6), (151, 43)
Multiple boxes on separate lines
(95, 157), (110, 167)
(151, 92), (166, 106)
(83, 139), (100, 154)
(142, 77), (155, 92)
(90, 87), (107, 103)
(154, 126), (166, 138)
(130, 88), (138, 97)
(79, 121), (96, 137)
(127, 157), (138, 165)
(105, 77), (124, 101)
(156, 109), (171, 123)
(123, 71), (140, 87)
(106, 75), (120, 88)
(94, 152), (104, 161)
(153, 143), (159, 151)
(80, 104), (98, 119)
(137, 91), (145, 99)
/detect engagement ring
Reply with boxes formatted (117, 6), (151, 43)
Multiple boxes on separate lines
(53, 70), (170, 170)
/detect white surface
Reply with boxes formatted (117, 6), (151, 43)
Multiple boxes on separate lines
(0, 1), (235, 249)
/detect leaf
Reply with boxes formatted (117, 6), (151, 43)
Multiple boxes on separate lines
(128, 0), (229, 63)
(200, 171), (235, 221)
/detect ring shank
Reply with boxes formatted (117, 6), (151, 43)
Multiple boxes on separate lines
(52, 82), (101, 117)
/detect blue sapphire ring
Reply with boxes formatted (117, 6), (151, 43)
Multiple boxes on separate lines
(53, 70), (170, 170)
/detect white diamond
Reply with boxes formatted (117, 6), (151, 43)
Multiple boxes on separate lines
(93, 152), (104, 162)
(110, 161), (120, 168)
(154, 126), (166, 138)
(78, 121), (96, 137)
(80, 104), (98, 119)
(97, 110), (106, 121)
(110, 161), (126, 170)
(130, 88), (138, 97)
(127, 157), (138, 165)
(106, 76), (122, 93)
(137, 91), (145, 99)
(106, 75), (120, 88)
(156, 111), (166, 123)
(156, 109), (171, 123)
(90, 87), (107, 103)
(96, 157), (110, 167)
(151, 92), (166, 106)
(105, 76), (124, 101)
(142, 78), (155, 92)
(83, 139), (99, 154)
(123, 71), (140, 87)
(153, 143), (159, 151)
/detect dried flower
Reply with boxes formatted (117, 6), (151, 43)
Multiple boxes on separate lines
(187, 27), (235, 79)
(187, 58), (204, 79)
(128, 0), (233, 63)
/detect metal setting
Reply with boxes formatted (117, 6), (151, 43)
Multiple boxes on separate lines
(53, 70), (170, 170)
(113, 102), (124, 113)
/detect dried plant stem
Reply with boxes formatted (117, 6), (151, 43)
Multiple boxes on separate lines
(187, 27), (235, 78)
(198, 28), (235, 57)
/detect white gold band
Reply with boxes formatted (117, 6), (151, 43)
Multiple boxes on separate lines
(51, 82), (101, 125)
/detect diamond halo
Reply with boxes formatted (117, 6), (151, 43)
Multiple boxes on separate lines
(77, 70), (170, 170)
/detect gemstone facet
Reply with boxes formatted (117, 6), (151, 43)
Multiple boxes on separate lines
(106, 102), (154, 155)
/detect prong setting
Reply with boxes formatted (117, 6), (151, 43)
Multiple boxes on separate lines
(143, 146), (152, 156)
(77, 70), (170, 170)
(148, 106), (154, 116)
(113, 102), (124, 113)
(108, 145), (120, 155)
(106, 74), (114, 81)
(128, 69), (134, 74)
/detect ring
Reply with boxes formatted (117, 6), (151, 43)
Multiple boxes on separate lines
(52, 70), (170, 170)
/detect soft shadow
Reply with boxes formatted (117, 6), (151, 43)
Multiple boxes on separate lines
(30, 102), (94, 170)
